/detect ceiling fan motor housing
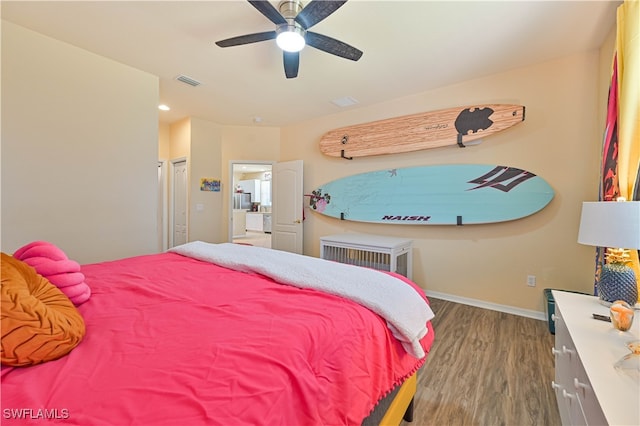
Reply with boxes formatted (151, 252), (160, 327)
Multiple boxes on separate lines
(278, 0), (304, 19)
(276, 0), (306, 52)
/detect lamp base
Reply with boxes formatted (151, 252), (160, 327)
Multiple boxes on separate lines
(598, 263), (638, 307)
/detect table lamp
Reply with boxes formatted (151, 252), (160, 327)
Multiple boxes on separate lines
(577, 200), (640, 306)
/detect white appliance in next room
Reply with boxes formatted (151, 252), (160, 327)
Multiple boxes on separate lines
(233, 193), (252, 210)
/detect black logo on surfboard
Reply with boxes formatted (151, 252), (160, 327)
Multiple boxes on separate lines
(454, 107), (494, 135)
(468, 166), (535, 192)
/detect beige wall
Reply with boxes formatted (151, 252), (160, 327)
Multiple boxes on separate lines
(220, 126), (280, 240)
(282, 50), (610, 314)
(189, 117), (223, 243)
(164, 122), (280, 244)
(169, 118), (191, 160)
(158, 122), (170, 160)
(1, 21), (159, 263)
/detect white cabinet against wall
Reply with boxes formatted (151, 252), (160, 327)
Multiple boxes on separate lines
(245, 213), (263, 232)
(245, 212), (272, 233)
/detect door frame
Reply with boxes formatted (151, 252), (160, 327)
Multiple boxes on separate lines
(158, 159), (168, 252)
(228, 160), (274, 243)
(170, 157), (188, 248)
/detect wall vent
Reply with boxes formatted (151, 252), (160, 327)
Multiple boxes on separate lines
(175, 75), (201, 87)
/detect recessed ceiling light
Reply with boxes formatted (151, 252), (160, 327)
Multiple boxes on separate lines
(331, 96), (359, 108)
(158, 104), (170, 111)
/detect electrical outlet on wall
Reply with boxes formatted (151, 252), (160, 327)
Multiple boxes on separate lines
(527, 275), (536, 287)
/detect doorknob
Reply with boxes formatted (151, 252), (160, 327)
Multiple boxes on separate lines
(293, 219), (301, 224)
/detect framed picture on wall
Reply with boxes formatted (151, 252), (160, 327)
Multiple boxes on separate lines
(200, 178), (220, 192)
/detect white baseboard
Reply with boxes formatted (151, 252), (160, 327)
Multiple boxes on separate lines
(424, 290), (547, 321)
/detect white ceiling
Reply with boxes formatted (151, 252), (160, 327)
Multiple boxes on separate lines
(2, 0), (620, 127)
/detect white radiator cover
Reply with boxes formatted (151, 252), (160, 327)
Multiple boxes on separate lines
(320, 234), (413, 279)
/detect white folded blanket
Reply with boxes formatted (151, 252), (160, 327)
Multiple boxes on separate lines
(169, 241), (434, 358)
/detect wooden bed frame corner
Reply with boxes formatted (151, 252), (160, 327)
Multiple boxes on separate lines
(379, 373), (417, 425)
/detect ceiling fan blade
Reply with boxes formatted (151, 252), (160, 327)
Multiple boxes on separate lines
(215, 31), (276, 48)
(283, 51), (300, 79)
(305, 31), (362, 61)
(248, 0), (287, 25)
(295, 0), (347, 29)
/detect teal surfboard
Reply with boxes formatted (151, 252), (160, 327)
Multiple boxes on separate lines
(309, 165), (554, 225)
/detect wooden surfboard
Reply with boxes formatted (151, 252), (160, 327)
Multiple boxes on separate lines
(319, 104), (525, 159)
(308, 164), (554, 225)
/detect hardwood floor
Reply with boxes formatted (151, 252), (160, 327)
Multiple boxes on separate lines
(403, 298), (561, 426)
(233, 231), (271, 248)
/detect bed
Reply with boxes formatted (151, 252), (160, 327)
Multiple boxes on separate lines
(1, 241), (435, 425)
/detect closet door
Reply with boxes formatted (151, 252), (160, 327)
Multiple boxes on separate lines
(172, 160), (188, 247)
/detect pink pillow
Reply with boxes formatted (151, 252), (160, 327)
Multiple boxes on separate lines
(13, 241), (91, 306)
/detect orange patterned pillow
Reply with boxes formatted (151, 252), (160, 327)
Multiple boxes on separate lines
(1, 253), (86, 366)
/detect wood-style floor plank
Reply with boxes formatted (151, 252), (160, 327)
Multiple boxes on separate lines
(403, 298), (561, 426)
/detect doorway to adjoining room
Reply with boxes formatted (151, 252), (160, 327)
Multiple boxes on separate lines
(230, 162), (273, 248)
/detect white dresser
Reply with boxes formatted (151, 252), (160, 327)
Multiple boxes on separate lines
(552, 291), (640, 425)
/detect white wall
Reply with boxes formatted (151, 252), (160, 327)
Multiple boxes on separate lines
(1, 21), (159, 263)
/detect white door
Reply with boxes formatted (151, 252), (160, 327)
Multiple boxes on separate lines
(272, 160), (303, 254)
(172, 160), (188, 247)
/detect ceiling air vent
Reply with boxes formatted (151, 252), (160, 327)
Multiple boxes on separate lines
(331, 96), (359, 108)
(175, 75), (201, 87)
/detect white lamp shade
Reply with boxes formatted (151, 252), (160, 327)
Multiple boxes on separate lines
(578, 201), (640, 249)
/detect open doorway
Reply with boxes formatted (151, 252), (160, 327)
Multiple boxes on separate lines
(229, 161), (273, 248)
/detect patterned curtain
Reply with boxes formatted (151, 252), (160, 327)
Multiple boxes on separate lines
(599, 0), (639, 300)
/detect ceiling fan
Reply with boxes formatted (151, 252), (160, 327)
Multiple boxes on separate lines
(215, 0), (363, 79)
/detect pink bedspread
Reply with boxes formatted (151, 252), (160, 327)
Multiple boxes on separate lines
(2, 252), (434, 425)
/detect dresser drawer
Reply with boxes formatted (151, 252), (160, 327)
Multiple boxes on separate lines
(553, 304), (584, 426)
(573, 356), (607, 426)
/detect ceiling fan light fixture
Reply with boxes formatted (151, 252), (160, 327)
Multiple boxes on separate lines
(276, 24), (306, 52)
(215, 0), (362, 78)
